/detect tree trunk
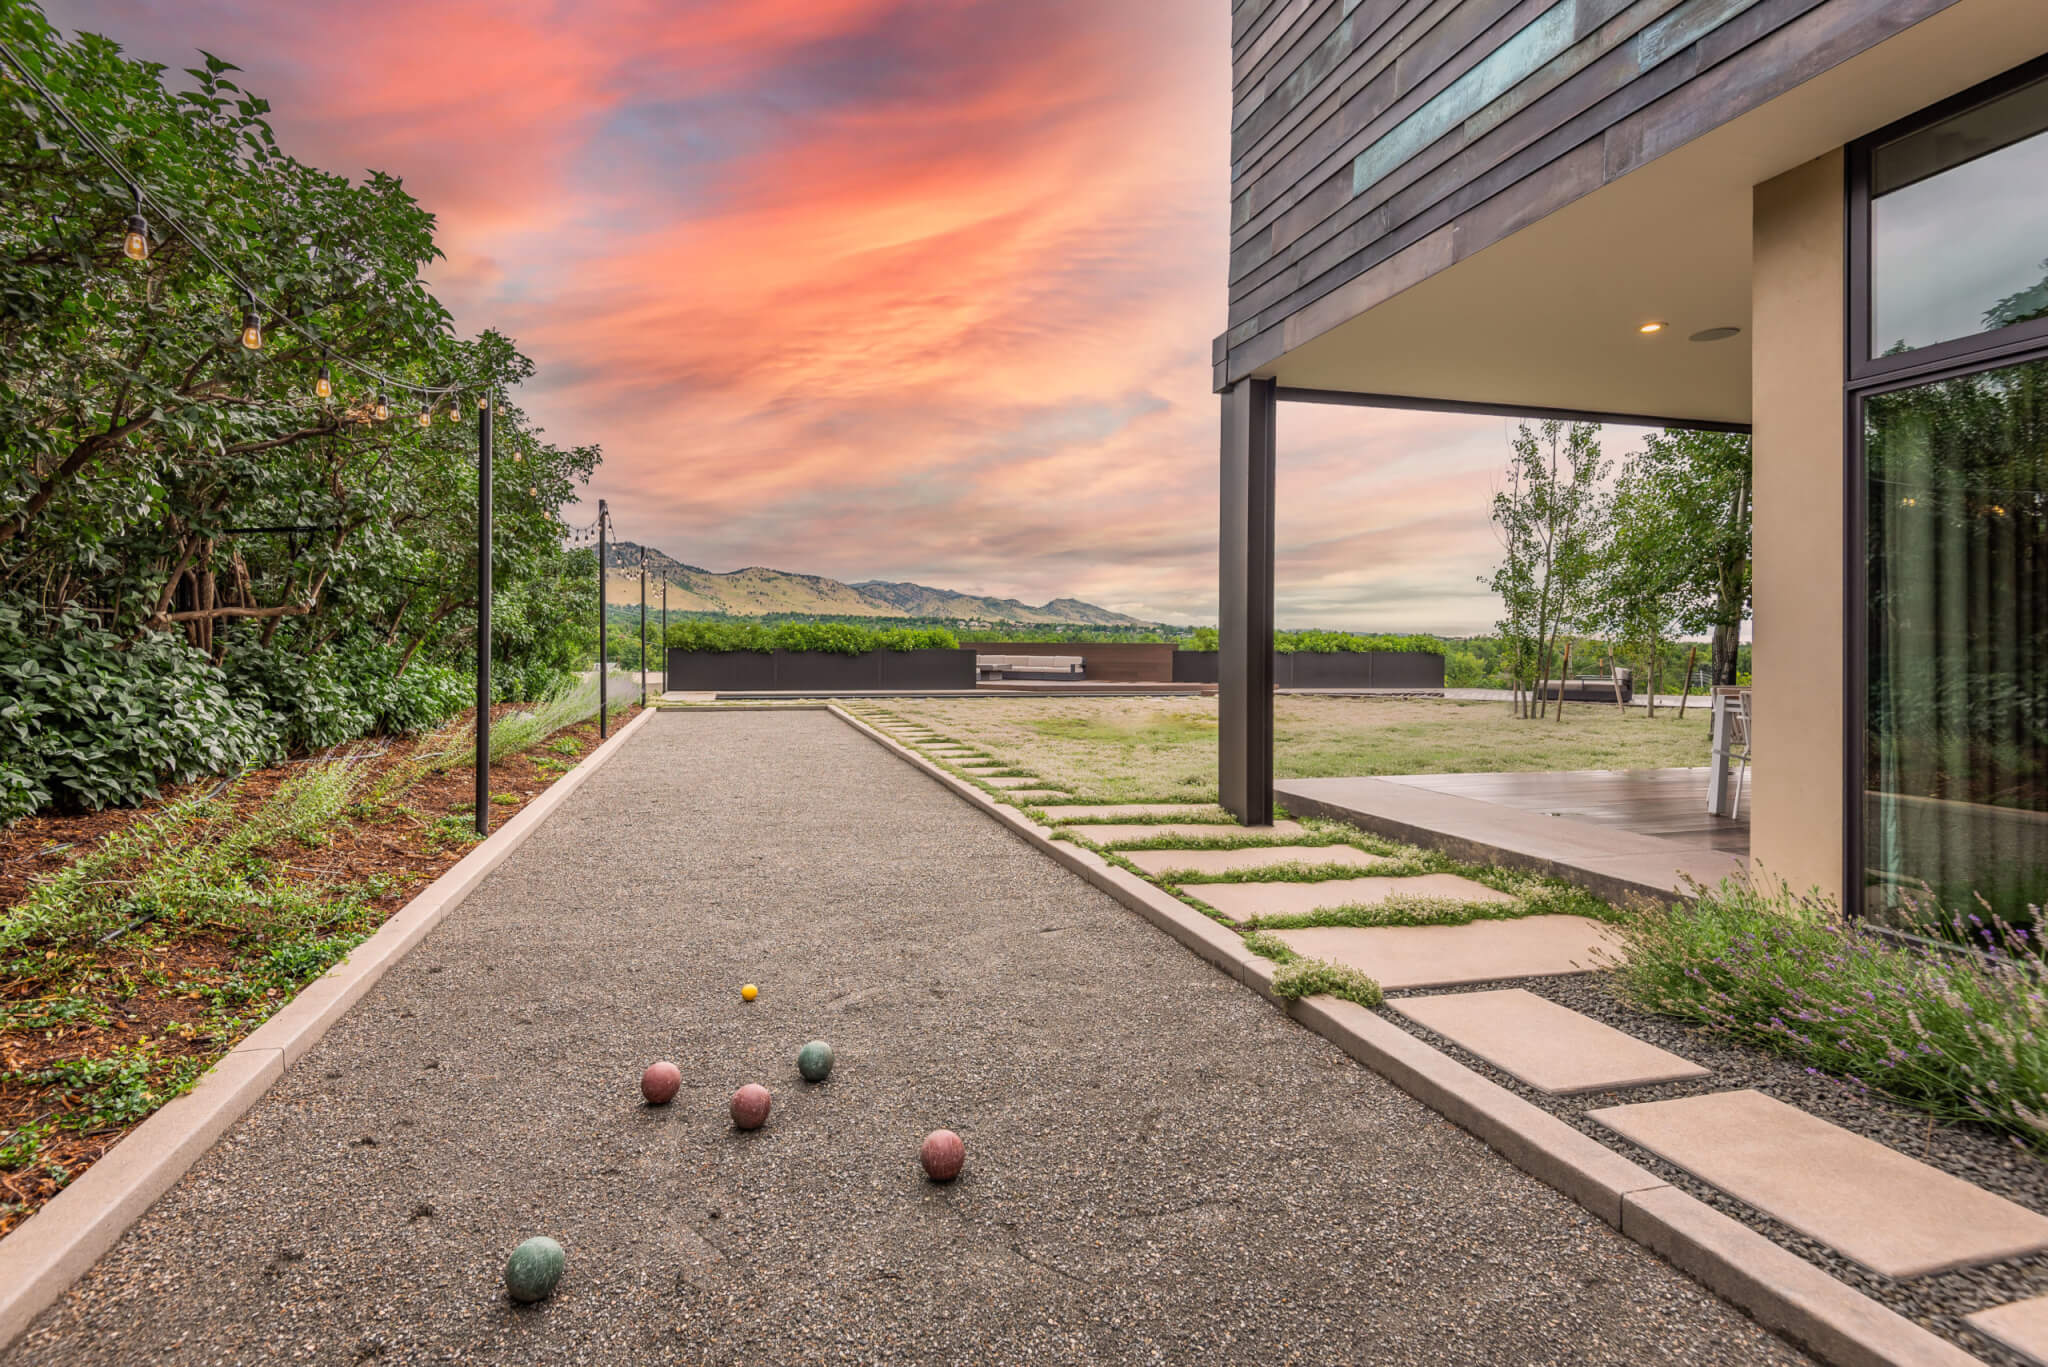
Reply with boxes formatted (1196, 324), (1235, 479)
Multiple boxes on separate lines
(1646, 644), (1660, 719)
(1678, 643), (1699, 719)
(1555, 639), (1572, 722)
(1608, 645), (1624, 708)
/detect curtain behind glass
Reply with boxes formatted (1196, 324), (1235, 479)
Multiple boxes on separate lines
(1865, 357), (2048, 927)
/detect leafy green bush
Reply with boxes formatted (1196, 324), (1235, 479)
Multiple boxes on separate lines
(0, 603), (272, 821)
(1275, 630), (1447, 655)
(1177, 627), (1446, 655)
(665, 620), (958, 655)
(221, 631), (468, 750)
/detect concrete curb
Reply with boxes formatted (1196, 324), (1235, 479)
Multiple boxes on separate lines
(0, 705), (658, 1353)
(828, 707), (1985, 1367)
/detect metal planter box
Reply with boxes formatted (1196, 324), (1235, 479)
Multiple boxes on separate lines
(665, 647), (975, 692)
(1169, 650), (1444, 689)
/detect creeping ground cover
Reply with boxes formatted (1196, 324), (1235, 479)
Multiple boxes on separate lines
(0, 687), (636, 1238)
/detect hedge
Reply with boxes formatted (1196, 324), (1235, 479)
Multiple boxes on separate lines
(664, 621), (960, 656)
(1184, 626), (1447, 655)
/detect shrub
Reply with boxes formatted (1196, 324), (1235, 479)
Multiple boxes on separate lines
(665, 620), (958, 655)
(0, 603), (272, 821)
(1609, 878), (2048, 1148)
(221, 631), (469, 749)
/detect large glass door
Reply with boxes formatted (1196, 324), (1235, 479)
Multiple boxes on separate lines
(1851, 59), (2048, 930)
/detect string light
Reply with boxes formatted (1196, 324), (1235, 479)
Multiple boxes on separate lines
(418, 405), (433, 427)
(375, 393), (390, 421)
(477, 393), (489, 411)
(239, 292), (262, 350)
(315, 363), (332, 399)
(122, 187), (148, 261)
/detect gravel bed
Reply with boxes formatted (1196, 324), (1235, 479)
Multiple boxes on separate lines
(1377, 972), (2048, 1365)
(6, 711), (1809, 1366)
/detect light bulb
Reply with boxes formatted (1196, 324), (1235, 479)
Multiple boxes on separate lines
(418, 407), (433, 427)
(477, 393), (489, 410)
(239, 296), (262, 350)
(123, 214), (149, 261)
(374, 393), (390, 421)
(315, 365), (332, 399)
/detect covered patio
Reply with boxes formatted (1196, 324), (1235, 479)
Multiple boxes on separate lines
(1276, 767), (1749, 907)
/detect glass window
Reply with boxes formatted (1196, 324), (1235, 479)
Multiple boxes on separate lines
(1863, 356), (2048, 928)
(1869, 74), (2048, 358)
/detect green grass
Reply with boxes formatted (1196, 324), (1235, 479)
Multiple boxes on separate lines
(863, 696), (1710, 802)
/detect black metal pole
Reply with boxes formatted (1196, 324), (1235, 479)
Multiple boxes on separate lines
(639, 546), (647, 709)
(475, 394), (493, 837)
(597, 499), (609, 740)
(661, 577), (667, 695)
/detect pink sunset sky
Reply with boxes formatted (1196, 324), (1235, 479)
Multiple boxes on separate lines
(43, 0), (1651, 630)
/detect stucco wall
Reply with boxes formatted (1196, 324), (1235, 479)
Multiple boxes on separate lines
(1749, 150), (1846, 902)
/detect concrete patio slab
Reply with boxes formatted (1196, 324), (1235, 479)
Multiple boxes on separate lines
(1275, 774), (1747, 904)
(1590, 1090), (2048, 1278)
(1037, 803), (1230, 821)
(1063, 821), (1307, 846)
(1967, 1295), (2048, 1365)
(1270, 915), (1620, 990)
(1196, 873), (1517, 922)
(1121, 845), (1394, 877)
(1390, 989), (1710, 1094)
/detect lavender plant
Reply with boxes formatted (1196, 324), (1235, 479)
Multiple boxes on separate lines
(1608, 878), (2048, 1149)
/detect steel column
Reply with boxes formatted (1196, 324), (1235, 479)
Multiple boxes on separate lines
(1219, 377), (1277, 825)
(597, 498), (609, 740)
(474, 395), (492, 836)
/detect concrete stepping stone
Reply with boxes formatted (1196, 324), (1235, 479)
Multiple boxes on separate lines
(1064, 820), (1307, 846)
(1038, 803), (1229, 821)
(1967, 1296), (2048, 1365)
(1589, 1090), (2048, 1278)
(1197, 873), (1516, 922)
(1269, 915), (1619, 989)
(1003, 790), (1071, 803)
(1121, 845), (1393, 877)
(1390, 988), (1709, 1094)
(979, 775), (1045, 789)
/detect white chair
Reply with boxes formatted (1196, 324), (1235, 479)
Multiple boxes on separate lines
(1728, 691), (1753, 818)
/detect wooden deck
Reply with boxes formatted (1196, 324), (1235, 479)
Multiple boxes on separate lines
(1274, 767), (1749, 904)
(1380, 768), (1751, 855)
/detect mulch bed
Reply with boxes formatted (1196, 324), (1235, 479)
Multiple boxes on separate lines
(0, 703), (643, 1238)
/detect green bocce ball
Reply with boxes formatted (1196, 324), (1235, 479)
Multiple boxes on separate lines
(504, 1236), (564, 1304)
(797, 1039), (834, 1083)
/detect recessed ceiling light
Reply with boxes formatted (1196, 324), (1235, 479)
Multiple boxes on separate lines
(1638, 321), (1666, 334)
(1689, 326), (1742, 342)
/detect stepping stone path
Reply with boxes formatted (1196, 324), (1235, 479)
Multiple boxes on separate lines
(1039, 803), (1230, 821)
(1002, 790), (1071, 803)
(1066, 820), (1308, 845)
(1390, 989), (1709, 1094)
(1590, 1090), (2048, 1278)
(1270, 915), (1618, 990)
(979, 775), (1046, 789)
(1967, 1296), (2048, 1364)
(1121, 844), (1392, 877)
(1196, 873), (1515, 922)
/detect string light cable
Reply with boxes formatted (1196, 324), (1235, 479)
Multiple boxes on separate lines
(0, 33), (482, 404)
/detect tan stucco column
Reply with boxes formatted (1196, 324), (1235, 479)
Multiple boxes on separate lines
(1749, 150), (1846, 902)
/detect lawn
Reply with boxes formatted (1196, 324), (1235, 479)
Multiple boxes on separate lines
(858, 696), (1711, 802)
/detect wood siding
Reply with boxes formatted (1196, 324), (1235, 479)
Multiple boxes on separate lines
(1217, 0), (1956, 390)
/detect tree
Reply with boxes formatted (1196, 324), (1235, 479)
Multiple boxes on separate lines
(0, 1), (600, 693)
(1488, 421), (1607, 718)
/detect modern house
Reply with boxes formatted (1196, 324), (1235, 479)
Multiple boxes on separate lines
(1216, 2), (2048, 920)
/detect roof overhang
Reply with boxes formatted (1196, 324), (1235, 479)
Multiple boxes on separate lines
(1253, 0), (2048, 426)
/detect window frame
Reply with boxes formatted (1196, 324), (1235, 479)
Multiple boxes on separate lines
(1844, 54), (2048, 920)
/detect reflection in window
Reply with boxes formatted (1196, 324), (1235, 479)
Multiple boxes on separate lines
(1870, 74), (2048, 357)
(1865, 357), (2048, 926)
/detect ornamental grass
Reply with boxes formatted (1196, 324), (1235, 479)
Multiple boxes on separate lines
(1608, 878), (2048, 1149)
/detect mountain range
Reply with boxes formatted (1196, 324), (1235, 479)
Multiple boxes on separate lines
(602, 542), (1153, 626)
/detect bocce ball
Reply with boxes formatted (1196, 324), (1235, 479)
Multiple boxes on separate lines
(640, 1060), (681, 1105)
(920, 1129), (964, 1182)
(797, 1039), (834, 1083)
(741, 983), (759, 1002)
(504, 1236), (564, 1304)
(730, 1083), (771, 1130)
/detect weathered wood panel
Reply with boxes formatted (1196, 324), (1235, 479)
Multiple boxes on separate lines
(1217, 0), (1956, 390)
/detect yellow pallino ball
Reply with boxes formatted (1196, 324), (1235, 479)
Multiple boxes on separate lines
(741, 983), (758, 1002)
